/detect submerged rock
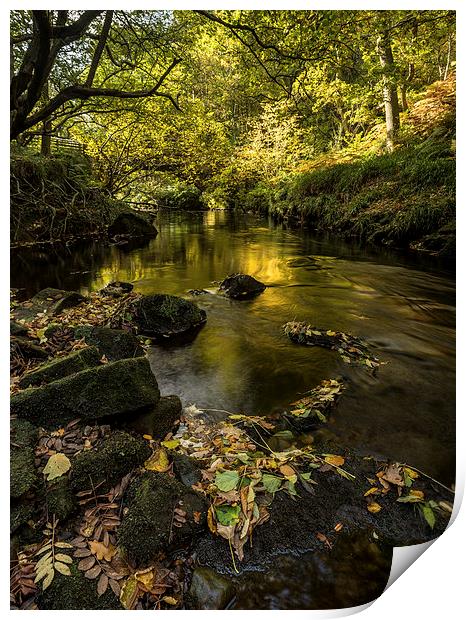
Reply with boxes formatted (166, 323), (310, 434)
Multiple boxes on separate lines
(219, 274), (266, 300)
(74, 325), (144, 361)
(13, 288), (86, 322)
(132, 294), (206, 339)
(11, 357), (160, 428)
(108, 211), (157, 240)
(99, 281), (134, 297)
(18, 346), (101, 388)
(118, 471), (207, 565)
(70, 431), (151, 491)
(187, 567), (236, 610)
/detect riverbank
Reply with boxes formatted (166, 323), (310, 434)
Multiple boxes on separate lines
(205, 74), (456, 259)
(10, 284), (454, 609)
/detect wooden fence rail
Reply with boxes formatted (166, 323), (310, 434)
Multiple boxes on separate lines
(28, 135), (86, 155)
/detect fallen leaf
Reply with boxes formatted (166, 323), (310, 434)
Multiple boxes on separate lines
(367, 502), (382, 514)
(89, 540), (117, 562)
(324, 454), (345, 467)
(144, 448), (170, 473)
(42, 453), (71, 481)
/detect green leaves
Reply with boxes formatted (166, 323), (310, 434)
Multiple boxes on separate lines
(215, 470), (239, 492)
(421, 503), (436, 529)
(262, 473), (282, 495)
(42, 453), (71, 481)
(215, 504), (241, 526)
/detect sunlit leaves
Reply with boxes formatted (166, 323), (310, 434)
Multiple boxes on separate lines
(42, 453), (71, 481)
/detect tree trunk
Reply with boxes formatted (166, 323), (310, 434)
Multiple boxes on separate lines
(41, 80), (51, 156)
(377, 30), (400, 152)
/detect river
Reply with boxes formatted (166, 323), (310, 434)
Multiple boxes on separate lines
(11, 209), (456, 608)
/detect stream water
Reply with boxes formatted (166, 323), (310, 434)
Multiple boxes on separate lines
(11, 209), (455, 608)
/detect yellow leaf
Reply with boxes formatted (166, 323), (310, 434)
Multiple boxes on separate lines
(324, 454), (345, 467)
(55, 561), (71, 576)
(162, 596), (178, 605)
(135, 568), (154, 588)
(279, 464), (295, 479)
(207, 506), (217, 534)
(367, 502), (382, 514)
(42, 453), (71, 481)
(144, 447), (170, 472)
(143, 434), (153, 441)
(120, 576), (139, 610)
(334, 522), (343, 532)
(89, 540), (117, 562)
(410, 489), (424, 500)
(403, 466), (419, 479)
(364, 487), (379, 497)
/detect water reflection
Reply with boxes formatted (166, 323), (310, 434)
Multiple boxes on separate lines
(11, 210), (455, 485)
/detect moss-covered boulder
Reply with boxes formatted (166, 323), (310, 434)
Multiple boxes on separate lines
(18, 346), (101, 388)
(10, 502), (35, 534)
(119, 395), (182, 439)
(10, 418), (37, 448)
(74, 325), (144, 361)
(11, 447), (37, 499)
(70, 431), (151, 491)
(219, 274), (266, 300)
(132, 294), (206, 339)
(118, 472), (207, 566)
(10, 335), (47, 361)
(13, 288), (86, 322)
(38, 562), (122, 610)
(108, 211), (157, 240)
(10, 357), (160, 428)
(45, 477), (77, 521)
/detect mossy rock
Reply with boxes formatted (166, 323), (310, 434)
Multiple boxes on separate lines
(172, 453), (203, 488)
(108, 211), (157, 239)
(70, 431), (151, 491)
(45, 477), (77, 522)
(74, 325), (144, 361)
(10, 501), (35, 534)
(10, 418), (38, 448)
(119, 395), (181, 439)
(219, 273), (266, 300)
(132, 294), (206, 339)
(11, 447), (37, 499)
(118, 471), (207, 566)
(10, 357), (160, 428)
(13, 288), (86, 323)
(18, 346), (101, 388)
(38, 562), (122, 610)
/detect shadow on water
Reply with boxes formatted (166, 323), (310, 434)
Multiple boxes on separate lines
(11, 210), (455, 609)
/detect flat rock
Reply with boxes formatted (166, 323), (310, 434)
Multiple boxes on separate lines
(132, 294), (206, 339)
(219, 274), (266, 300)
(13, 288), (86, 322)
(10, 357), (160, 428)
(99, 281), (134, 297)
(18, 346), (101, 388)
(74, 325), (144, 361)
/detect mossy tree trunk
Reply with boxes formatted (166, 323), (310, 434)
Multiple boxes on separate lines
(377, 29), (400, 153)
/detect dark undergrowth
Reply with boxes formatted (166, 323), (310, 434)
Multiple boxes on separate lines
(10, 148), (122, 245)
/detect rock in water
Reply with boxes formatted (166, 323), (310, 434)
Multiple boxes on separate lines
(219, 273), (266, 299)
(74, 325), (144, 361)
(108, 211), (157, 239)
(187, 567), (236, 610)
(10, 357), (160, 428)
(12, 288), (86, 322)
(122, 395), (182, 439)
(99, 281), (134, 297)
(132, 294), (206, 339)
(18, 346), (101, 388)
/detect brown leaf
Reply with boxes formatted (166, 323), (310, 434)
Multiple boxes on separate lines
(109, 578), (121, 597)
(74, 548), (92, 558)
(316, 532), (333, 549)
(89, 540), (117, 562)
(85, 565), (102, 580)
(97, 573), (109, 596)
(78, 556), (96, 571)
(381, 463), (404, 487)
